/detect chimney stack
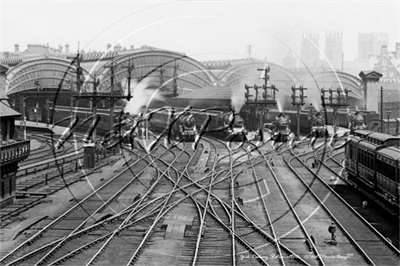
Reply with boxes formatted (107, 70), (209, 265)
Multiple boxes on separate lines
(396, 43), (400, 60)
(114, 43), (121, 52)
(381, 45), (388, 56)
(14, 43), (19, 53)
(65, 44), (69, 53)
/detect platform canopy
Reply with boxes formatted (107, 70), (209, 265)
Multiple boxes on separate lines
(0, 100), (20, 117)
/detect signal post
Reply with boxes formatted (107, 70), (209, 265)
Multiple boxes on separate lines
(72, 53), (132, 168)
(321, 87), (351, 134)
(244, 64), (277, 132)
(291, 85), (307, 138)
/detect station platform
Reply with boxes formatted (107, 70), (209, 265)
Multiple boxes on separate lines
(16, 121), (70, 151)
(30, 139), (42, 150)
(16, 120), (69, 135)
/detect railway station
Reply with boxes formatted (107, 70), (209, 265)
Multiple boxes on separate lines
(1, 1), (400, 265)
(0, 46), (399, 264)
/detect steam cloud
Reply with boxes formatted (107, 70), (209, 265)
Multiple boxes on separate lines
(122, 77), (164, 115)
(230, 83), (246, 112)
(277, 97), (285, 112)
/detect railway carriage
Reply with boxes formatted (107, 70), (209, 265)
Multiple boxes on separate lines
(356, 140), (377, 188)
(345, 130), (400, 211)
(375, 146), (400, 206)
(345, 130), (372, 177)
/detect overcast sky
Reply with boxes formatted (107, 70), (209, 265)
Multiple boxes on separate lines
(1, 0), (399, 64)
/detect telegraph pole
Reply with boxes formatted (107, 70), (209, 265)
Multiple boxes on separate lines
(386, 109), (391, 134)
(171, 62), (179, 97)
(84, 74), (100, 141)
(291, 85), (307, 138)
(105, 59), (116, 132)
(19, 95), (26, 140)
(122, 60), (134, 101)
(159, 66), (165, 91)
(381, 86), (384, 133)
(73, 58), (133, 168)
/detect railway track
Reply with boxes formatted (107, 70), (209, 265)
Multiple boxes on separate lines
(0, 140), (170, 265)
(279, 144), (400, 265)
(19, 133), (87, 168)
(320, 145), (400, 247)
(1, 133), (399, 265)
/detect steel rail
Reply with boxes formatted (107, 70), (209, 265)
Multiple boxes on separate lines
(33, 145), (170, 266)
(0, 141), (163, 265)
(160, 138), (307, 265)
(286, 153), (377, 265)
(266, 158), (325, 266)
(242, 143), (286, 265)
(318, 156), (400, 254)
(192, 140), (221, 266)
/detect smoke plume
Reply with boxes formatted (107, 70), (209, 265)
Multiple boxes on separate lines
(230, 83), (246, 112)
(122, 77), (164, 115)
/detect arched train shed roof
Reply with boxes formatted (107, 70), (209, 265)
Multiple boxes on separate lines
(97, 50), (217, 92)
(297, 70), (363, 99)
(217, 61), (297, 94)
(5, 57), (88, 95)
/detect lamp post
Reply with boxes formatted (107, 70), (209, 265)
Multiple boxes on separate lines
(20, 95), (26, 140)
(45, 99), (53, 127)
(386, 109), (391, 134)
(308, 103), (314, 127)
(35, 102), (39, 125)
(34, 79), (41, 92)
(66, 79), (75, 119)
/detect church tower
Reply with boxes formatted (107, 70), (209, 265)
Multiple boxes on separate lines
(300, 32), (320, 68)
(324, 31), (343, 70)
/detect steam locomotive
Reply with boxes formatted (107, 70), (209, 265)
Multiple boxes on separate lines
(264, 113), (295, 149)
(147, 108), (196, 142)
(345, 130), (400, 212)
(148, 107), (246, 142)
(348, 111), (367, 134)
(305, 111), (329, 149)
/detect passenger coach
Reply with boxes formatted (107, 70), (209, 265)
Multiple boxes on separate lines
(376, 146), (400, 206)
(345, 131), (400, 211)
